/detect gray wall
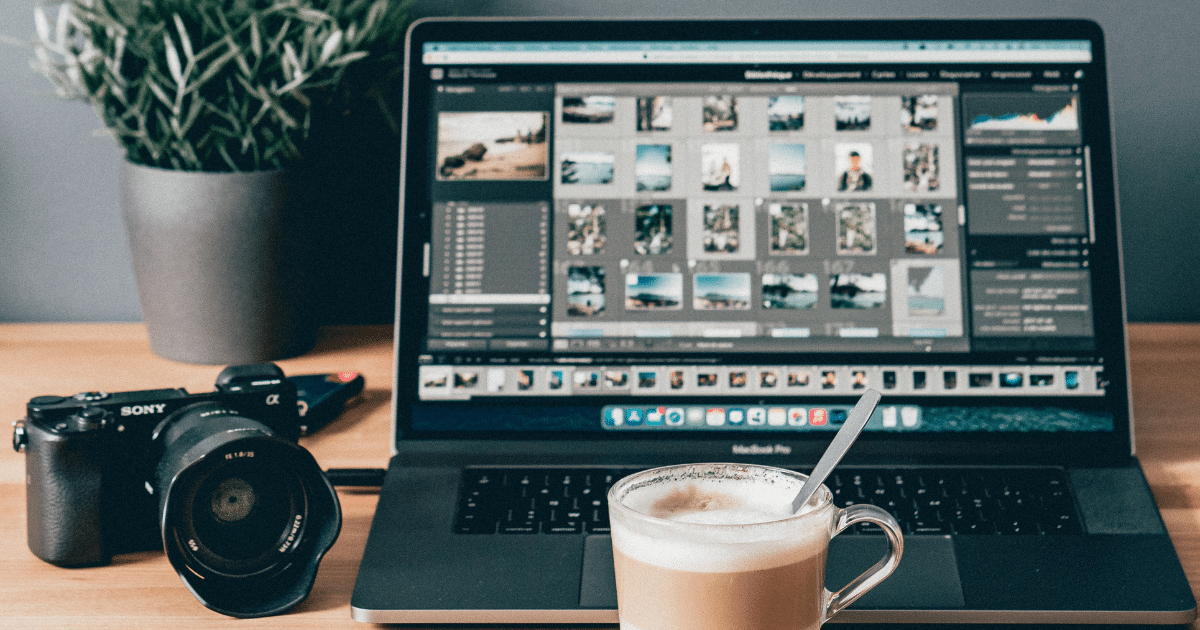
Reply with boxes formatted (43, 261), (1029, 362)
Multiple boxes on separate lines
(2, 0), (1197, 323)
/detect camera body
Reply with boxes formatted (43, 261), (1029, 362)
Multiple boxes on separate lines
(17, 363), (341, 617)
(20, 364), (300, 567)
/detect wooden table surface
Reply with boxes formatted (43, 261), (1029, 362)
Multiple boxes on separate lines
(1, 323), (1198, 628)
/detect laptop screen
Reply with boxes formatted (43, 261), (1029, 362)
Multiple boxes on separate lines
(396, 20), (1126, 442)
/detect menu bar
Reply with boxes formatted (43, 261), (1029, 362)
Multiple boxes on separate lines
(424, 40), (1092, 65)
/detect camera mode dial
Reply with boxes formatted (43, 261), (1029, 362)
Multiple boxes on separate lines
(70, 407), (110, 432)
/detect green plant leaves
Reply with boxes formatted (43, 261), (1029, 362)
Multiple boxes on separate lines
(31, 0), (413, 172)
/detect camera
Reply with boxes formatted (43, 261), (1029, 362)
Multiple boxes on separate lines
(12, 363), (341, 618)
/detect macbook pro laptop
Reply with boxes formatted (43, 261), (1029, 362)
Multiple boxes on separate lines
(351, 18), (1197, 624)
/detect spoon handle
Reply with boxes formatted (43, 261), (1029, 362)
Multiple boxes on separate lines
(791, 389), (882, 513)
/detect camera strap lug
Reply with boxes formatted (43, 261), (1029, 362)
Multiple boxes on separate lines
(12, 419), (27, 453)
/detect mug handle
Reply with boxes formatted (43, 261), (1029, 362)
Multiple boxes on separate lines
(822, 503), (905, 622)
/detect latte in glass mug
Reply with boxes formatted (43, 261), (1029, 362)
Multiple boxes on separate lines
(608, 463), (902, 630)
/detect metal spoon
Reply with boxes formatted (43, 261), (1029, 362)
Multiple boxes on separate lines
(791, 388), (882, 513)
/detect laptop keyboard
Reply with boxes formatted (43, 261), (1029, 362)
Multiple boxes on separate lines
(453, 467), (1082, 535)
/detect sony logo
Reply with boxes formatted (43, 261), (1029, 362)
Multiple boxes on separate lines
(732, 444), (792, 455)
(120, 404), (166, 416)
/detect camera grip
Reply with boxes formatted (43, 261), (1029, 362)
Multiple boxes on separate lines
(24, 422), (111, 566)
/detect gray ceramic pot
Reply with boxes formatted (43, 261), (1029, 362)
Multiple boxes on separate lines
(121, 161), (315, 364)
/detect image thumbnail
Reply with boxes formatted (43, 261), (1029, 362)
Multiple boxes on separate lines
(567, 266), (605, 316)
(561, 151), (614, 185)
(636, 96), (673, 131)
(831, 273), (887, 309)
(565, 203), (607, 255)
(762, 273), (819, 309)
(835, 143), (873, 191)
(836, 202), (877, 255)
(907, 266), (946, 316)
(904, 203), (944, 254)
(702, 204), (740, 253)
(835, 96), (871, 131)
(574, 371), (600, 389)
(626, 273), (683, 310)
(436, 111), (548, 181)
(903, 143), (939, 192)
(634, 204), (673, 255)
(561, 96), (615, 124)
(486, 369), (504, 392)
(902, 95), (939, 132)
(694, 273), (752, 310)
(788, 371), (810, 387)
(604, 371), (629, 388)
(703, 95), (738, 131)
(636, 144), (672, 192)
(768, 144), (806, 192)
(768, 95), (805, 131)
(769, 202), (809, 254)
(453, 372), (478, 389)
(701, 143), (740, 191)
(423, 371), (448, 389)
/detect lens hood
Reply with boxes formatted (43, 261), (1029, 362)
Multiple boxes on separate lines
(154, 403), (341, 618)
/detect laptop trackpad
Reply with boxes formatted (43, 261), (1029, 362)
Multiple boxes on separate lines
(580, 535), (963, 609)
(580, 535), (619, 608)
(827, 535), (964, 609)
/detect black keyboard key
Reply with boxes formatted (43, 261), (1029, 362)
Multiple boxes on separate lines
(911, 520), (953, 535)
(998, 520), (1039, 535)
(586, 522), (611, 534)
(545, 507), (584, 533)
(454, 512), (495, 534)
(1045, 512), (1082, 534)
(956, 520), (997, 535)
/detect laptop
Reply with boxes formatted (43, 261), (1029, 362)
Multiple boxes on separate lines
(351, 17), (1198, 625)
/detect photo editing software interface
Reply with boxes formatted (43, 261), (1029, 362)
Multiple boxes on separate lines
(412, 38), (1113, 433)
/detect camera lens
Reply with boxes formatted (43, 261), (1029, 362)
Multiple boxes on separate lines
(154, 402), (340, 618)
(181, 453), (302, 574)
(211, 476), (256, 523)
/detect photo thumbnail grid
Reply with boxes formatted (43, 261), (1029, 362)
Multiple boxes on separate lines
(549, 86), (963, 340)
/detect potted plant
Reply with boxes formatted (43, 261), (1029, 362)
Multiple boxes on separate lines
(31, 0), (410, 363)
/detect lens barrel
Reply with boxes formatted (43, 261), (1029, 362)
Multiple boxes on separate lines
(154, 402), (340, 618)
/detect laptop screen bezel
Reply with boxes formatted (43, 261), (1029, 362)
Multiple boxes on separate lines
(391, 18), (1131, 467)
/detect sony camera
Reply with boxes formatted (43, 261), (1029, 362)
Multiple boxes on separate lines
(12, 363), (341, 618)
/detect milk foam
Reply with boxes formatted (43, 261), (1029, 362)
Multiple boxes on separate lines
(613, 477), (830, 573)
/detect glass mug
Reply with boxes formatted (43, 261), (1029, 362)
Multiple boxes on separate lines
(608, 463), (903, 630)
